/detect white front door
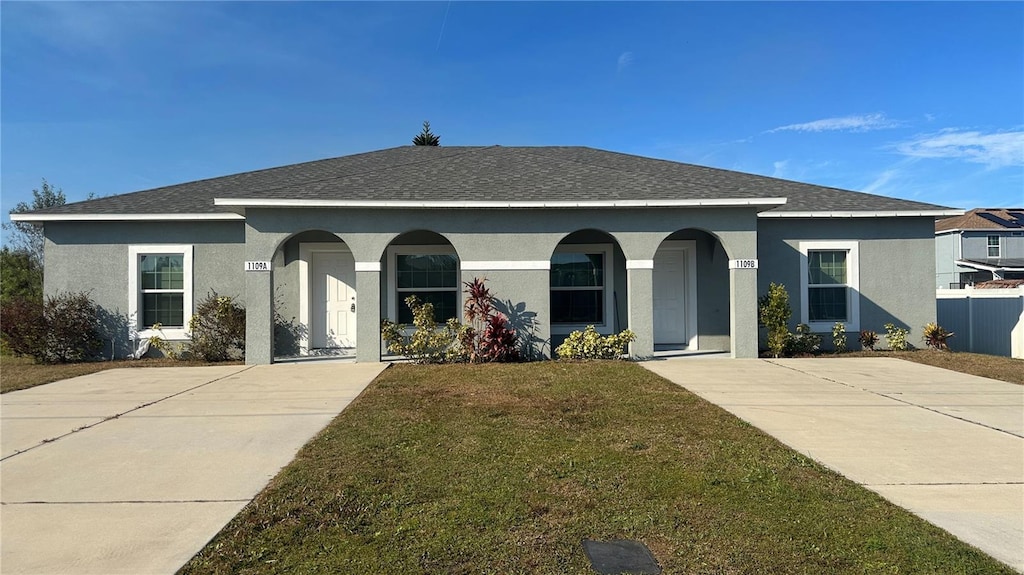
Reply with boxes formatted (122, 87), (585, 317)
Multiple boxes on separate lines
(311, 251), (356, 349)
(654, 249), (688, 344)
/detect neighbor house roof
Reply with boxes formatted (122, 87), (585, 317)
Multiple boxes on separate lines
(935, 208), (1024, 233)
(13, 146), (959, 222)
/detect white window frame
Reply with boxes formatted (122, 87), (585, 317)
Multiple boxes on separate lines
(987, 235), (1001, 258)
(128, 245), (194, 340)
(386, 244), (461, 325)
(799, 241), (859, 332)
(550, 243), (615, 335)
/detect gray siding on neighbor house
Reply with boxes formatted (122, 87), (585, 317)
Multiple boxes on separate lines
(962, 230), (1024, 261)
(43, 221), (245, 358)
(935, 232), (960, 288)
(757, 217), (937, 350)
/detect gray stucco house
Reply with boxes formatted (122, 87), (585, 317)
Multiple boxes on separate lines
(12, 146), (960, 363)
(935, 208), (1024, 288)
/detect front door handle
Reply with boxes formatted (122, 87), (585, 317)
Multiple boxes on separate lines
(350, 302), (356, 313)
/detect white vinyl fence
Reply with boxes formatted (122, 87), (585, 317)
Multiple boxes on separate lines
(936, 287), (1024, 358)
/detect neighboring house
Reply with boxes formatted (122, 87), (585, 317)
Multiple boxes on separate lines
(935, 208), (1024, 288)
(12, 146), (960, 363)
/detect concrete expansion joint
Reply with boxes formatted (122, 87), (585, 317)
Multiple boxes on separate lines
(765, 360), (1024, 440)
(0, 365), (256, 463)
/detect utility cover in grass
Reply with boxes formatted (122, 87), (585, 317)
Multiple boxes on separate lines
(582, 539), (661, 575)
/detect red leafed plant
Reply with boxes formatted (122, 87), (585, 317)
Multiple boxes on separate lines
(462, 278), (520, 363)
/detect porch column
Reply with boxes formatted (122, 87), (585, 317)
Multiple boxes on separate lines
(355, 263), (382, 362)
(626, 260), (655, 359)
(245, 263), (274, 365)
(729, 265), (759, 358)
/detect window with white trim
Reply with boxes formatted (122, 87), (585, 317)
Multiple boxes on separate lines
(550, 243), (613, 329)
(388, 246), (459, 324)
(987, 235), (1001, 258)
(129, 245), (193, 339)
(799, 241), (859, 331)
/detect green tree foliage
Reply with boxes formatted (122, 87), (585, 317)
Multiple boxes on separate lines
(412, 120), (440, 146)
(758, 282), (792, 358)
(4, 179), (66, 267)
(1, 247), (43, 304)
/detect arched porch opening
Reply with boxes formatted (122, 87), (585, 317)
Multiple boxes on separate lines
(654, 228), (731, 352)
(381, 230), (461, 328)
(272, 230), (353, 358)
(549, 229), (627, 350)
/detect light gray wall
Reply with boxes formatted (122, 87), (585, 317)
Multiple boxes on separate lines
(935, 232), (959, 288)
(43, 221), (245, 358)
(962, 230), (1024, 260)
(242, 206), (761, 363)
(757, 217), (937, 351)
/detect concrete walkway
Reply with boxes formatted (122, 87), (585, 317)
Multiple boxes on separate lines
(1, 361), (388, 575)
(643, 357), (1024, 572)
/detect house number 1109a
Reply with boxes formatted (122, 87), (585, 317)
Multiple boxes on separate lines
(245, 261), (272, 272)
(728, 259), (758, 269)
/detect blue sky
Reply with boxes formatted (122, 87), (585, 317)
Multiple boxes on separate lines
(2, 1), (1022, 239)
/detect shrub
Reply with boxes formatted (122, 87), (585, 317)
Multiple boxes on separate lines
(462, 278), (520, 363)
(832, 322), (847, 353)
(0, 296), (46, 358)
(382, 296), (467, 363)
(883, 323), (911, 351)
(555, 325), (636, 360)
(0, 291), (102, 363)
(187, 292), (246, 361)
(759, 283), (792, 358)
(859, 330), (879, 351)
(922, 322), (955, 351)
(787, 323), (821, 356)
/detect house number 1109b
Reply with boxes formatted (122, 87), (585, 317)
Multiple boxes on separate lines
(245, 261), (272, 272)
(728, 259), (758, 269)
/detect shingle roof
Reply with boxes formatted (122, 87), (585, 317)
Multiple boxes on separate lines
(935, 208), (1024, 232)
(26, 146), (953, 216)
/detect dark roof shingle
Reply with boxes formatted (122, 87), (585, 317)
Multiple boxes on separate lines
(28, 146), (953, 215)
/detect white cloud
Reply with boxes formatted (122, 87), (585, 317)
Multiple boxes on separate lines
(861, 169), (897, 195)
(893, 128), (1024, 168)
(772, 160), (789, 178)
(768, 113), (900, 133)
(617, 51), (634, 73)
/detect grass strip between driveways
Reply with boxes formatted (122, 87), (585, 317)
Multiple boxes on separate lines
(840, 350), (1024, 386)
(0, 355), (244, 394)
(179, 362), (1011, 575)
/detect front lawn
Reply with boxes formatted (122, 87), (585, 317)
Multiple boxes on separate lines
(841, 350), (1024, 386)
(0, 355), (243, 394)
(179, 362), (1010, 574)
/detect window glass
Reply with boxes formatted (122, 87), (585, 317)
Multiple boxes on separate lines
(394, 253), (459, 324)
(142, 293), (184, 327)
(551, 290), (603, 323)
(808, 250), (849, 322)
(808, 251), (846, 285)
(551, 253), (603, 287)
(808, 286), (847, 322)
(140, 255), (184, 290)
(988, 236), (1000, 257)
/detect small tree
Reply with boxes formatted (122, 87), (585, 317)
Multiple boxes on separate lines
(758, 283), (792, 358)
(4, 179), (66, 268)
(412, 121), (440, 146)
(1, 247), (43, 304)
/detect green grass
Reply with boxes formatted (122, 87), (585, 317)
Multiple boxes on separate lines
(841, 349), (1024, 385)
(0, 355), (243, 394)
(179, 362), (1011, 574)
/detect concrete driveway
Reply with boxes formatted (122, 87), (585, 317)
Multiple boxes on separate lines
(1, 361), (388, 575)
(644, 357), (1024, 573)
